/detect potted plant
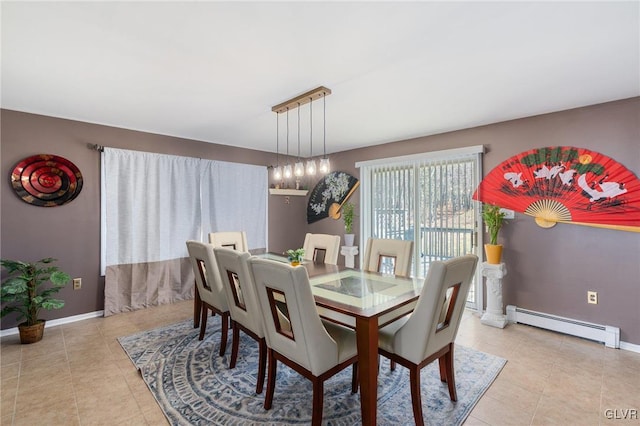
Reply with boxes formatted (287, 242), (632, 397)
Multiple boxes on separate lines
(286, 248), (305, 266)
(1, 258), (71, 344)
(342, 202), (356, 246)
(482, 204), (507, 264)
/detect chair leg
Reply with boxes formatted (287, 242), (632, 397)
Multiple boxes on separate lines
(409, 366), (425, 426)
(198, 305), (208, 341)
(193, 282), (201, 328)
(264, 348), (277, 410)
(390, 360), (397, 371)
(443, 345), (457, 401)
(256, 338), (267, 395)
(311, 379), (324, 426)
(229, 323), (240, 368)
(351, 362), (359, 393)
(438, 355), (447, 382)
(219, 312), (229, 356)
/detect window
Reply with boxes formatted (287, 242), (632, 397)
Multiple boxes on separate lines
(357, 145), (483, 309)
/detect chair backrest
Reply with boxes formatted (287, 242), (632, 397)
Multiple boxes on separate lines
(186, 240), (228, 312)
(213, 247), (264, 338)
(248, 257), (339, 376)
(392, 254), (478, 364)
(362, 238), (414, 277)
(302, 233), (341, 265)
(208, 231), (249, 252)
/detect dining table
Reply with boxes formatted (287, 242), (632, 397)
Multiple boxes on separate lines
(193, 252), (425, 425)
(259, 253), (425, 426)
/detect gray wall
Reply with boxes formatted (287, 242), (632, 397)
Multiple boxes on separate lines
(2, 98), (639, 345)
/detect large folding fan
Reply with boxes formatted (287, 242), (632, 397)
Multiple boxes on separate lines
(473, 146), (640, 232)
(307, 171), (359, 224)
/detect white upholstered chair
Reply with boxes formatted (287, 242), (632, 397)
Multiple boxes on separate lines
(185, 240), (231, 355)
(378, 254), (479, 426)
(302, 233), (341, 265)
(214, 247), (267, 394)
(362, 238), (414, 277)
(209, 231), (249, 252)
(248, 257), (359, 426)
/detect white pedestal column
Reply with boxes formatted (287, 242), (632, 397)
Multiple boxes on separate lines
(480, 262), (508, 328)
(340, 246), (359, 269)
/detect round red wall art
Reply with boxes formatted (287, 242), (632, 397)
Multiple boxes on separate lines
(10, 154), (83, 207)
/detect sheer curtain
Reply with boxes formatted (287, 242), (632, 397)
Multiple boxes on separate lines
(101, 148), (266, 316)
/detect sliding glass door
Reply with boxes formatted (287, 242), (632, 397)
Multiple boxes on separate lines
(357, 146), (483, 309)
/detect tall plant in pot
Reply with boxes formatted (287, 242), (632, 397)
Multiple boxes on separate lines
(482, 204), (506, 264)
(342, 202), (356, 246)
(1, 258), (71, 344)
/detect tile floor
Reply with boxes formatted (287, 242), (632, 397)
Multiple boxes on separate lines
(1, 301), (639, 425)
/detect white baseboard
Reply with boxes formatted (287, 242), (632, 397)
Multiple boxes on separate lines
(506, 305), (620, 348)
(0, 310), (104, 337)
(620, 341), (640, 354)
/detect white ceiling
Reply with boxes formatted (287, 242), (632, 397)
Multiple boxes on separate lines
(2, 2), (638, 156)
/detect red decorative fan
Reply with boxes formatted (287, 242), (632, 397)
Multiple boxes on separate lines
(10, 154), (83, 207)
(473, 146), (640, 232)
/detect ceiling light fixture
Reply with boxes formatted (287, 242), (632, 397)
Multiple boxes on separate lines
(272, 86), (331, 180)
(306, 96), (316, 176)
(283, 108), (292, 179)
(319, 91), (330, 174)
(273, 112), (282, 180)
(294, 103), (304, 177)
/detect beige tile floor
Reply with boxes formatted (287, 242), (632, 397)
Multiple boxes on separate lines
(1, 301), (639, 425)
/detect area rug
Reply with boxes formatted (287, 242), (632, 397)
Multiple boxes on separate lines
(119, 317), (506, 425)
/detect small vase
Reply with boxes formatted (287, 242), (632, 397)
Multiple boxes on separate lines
(484, 244), (503, 264)
(344, 234), (355, 246)
(290, 260), (301, 267)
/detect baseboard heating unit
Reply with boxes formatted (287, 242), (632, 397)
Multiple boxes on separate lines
(506, 305), (620, 348)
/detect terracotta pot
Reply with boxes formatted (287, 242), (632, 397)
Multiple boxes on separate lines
(18, 320), (45, 344)
(484, 244), (503, 265)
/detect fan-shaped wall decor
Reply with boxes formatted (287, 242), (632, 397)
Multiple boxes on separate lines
(10, 154), (83, 207)
(473, 146), (640, 232)
(307, 171), (359, 224)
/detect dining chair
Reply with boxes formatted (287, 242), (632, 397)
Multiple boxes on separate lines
(248, 257), (359, 426)
(208, 231), (249, 252)
(362, 238), (414, 277)
(377, 254), (479, 426)
(213, 247), (267, 394)
(185, 240), (231, 356)
(302, 233), (341, 265)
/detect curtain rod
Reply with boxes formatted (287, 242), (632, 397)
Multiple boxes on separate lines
(87, 143), (104, 152)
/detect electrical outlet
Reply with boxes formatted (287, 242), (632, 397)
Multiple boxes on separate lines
(587, 290), (597, 304)
(73, 278), (82, 290)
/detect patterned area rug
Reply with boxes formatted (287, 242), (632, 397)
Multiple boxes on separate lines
(119, 317), (506, 425)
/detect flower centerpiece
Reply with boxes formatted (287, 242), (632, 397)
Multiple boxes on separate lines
(286, 248), (305, 266)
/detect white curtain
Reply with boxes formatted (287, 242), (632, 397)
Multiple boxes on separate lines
(101, 148), (267, 315)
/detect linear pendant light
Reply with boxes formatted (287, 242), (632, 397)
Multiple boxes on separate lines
(271, 86), (331, 181)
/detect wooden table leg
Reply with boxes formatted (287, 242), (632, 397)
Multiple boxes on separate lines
(356, 316), (378, 425)
(193, 283), (202, 328)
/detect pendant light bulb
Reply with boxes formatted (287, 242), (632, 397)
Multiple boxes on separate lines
(319, 158), (330, 174)
(283, 164), (292, 179)
(306, 159), (317, 176)
(294, 161), (304, 177)
(273, 166), (282, 180)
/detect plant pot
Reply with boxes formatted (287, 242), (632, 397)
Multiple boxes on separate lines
(290, 261), (300, 267)
(344, 234), (355, 246)
(484, 244), (503, 265)
(18, 320), (45, 344)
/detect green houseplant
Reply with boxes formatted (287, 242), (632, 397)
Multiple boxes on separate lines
(342, 202), (356, 246)
(482, 204), (507, 264)
(286, 248), (305, 266)
(1, 258), (71, 344)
